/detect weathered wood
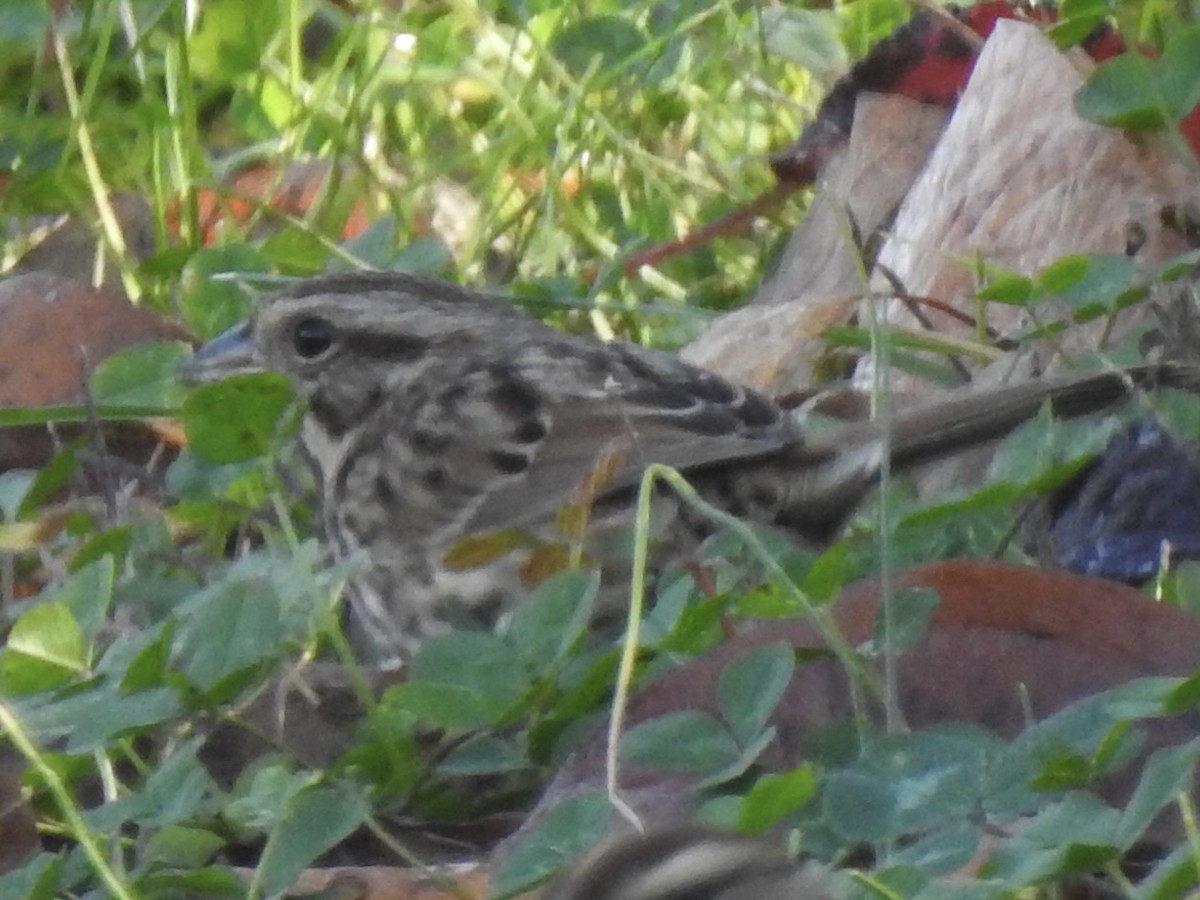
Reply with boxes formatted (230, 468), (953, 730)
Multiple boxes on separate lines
(865, 20), (1200, 390)
(682, 94), (946, 390)
(687, 22), (1200, 399)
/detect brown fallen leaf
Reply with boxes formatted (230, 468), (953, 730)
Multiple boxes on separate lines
(230, 863), (493, 900)
(0, 272), (190, 470)
(504, 560), (1200, 873)
(0, 762), (38, 874)
(0, 271), (190, 409)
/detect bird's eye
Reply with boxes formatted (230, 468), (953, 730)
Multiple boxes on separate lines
(292, 317), (335, 359)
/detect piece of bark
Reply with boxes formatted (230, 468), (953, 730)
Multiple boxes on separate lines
(681, 94), (947, 391)
(688, 23), (1200, 400)
(757, 94), (948, 310)
(498, 561), (1200, 873)
(6, 193), (156, 297)
(0, 272), (190, 408)
(859, 21), (1200, 390)
(0, 272), (191, 472)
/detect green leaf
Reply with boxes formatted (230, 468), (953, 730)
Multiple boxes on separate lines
(0, 851), (61, 900)
(18, 439), (84, 518)
(1049, 11), (1108, 49)
(89, 341), (192, 409)
(337, 231), (452, 278)
(621, 711), (740, 772)
(385, 680), (503, 730)
(658, 592), (728, 653)
(1035, 254), (1089, 293)
(0, 404), (171, 428)
(1098, 676), (1180, 720)
(823, 769), (897, 842)
(1160, 26), (1200, 121)
(1088, 718), (1133, 777)
(506, 569), (599, 668)
(137, 740), (217, 828)
(739, 766), (819, 833)
(760, 8), (848, 78)
(857, 728), (992, 835)
(116, 624), (173, 693)
(177, 246), (268, 338)
(1056, 0), (1110, 25)
(697, 725), (778, 789)
(256, 782), (368, 897)
(550, 16), (646, 80)
(187, 0), (283, 83)
(69, 526), (133, 576)
(891, 824), (985, 876)
(386, 628), (542, 729)
(261, 226), (330, 276)
(871, 586), (940, 655)
(54, 557), (116, 645)
(1053, 254), (1141, 316)
(986, 692), (1143, 814)
(1115, 738), (1200, 847)
(182, 373), (295, 464)
(30, 686), (181, 753)
(224, 765), (311, 832)
(438, 734), (529, 776)
(1156, 247), (1200, 281)
(172, 577), (284, 692)
(2, 602), (87, 693)
(717, 642), (794, 746)
(337, 217), (399, 270)
(490, 792), (612, 898)
(144, 830), (226, 868)
(391, 235), (454, 274)
(1075, 54), (1168, 131)
(975, 273), (1034, 305)
(527, 648), (619, 760)
(1136, 843), (1200, 898)
(1029, 753), (1091, 790)
(410, 631), (531, 708)
(983, 794), (1119, 882)
(0, 470), (35, 521)
(800, 540), (847, 604)
(1165, 671), (1200, 714)
(986, 412), (1111, 489)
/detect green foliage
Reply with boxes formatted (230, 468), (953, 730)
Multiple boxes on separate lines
(0, 0), (815, 325)
(3, 0), (1200, 897)
(182, 373), (296, 464)
(490, 792), (612, 898)
(1076, 26), (1200, 132)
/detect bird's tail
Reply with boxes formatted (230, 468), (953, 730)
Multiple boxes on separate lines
(775, 362), (1200, 539)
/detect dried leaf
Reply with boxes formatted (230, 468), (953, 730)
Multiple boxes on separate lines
(558, 440), (631, 541)
(442, 529), (529, 570)
(519, 543), (574, 586)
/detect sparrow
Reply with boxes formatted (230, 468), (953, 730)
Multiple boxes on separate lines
(184, 270), (1200, 661)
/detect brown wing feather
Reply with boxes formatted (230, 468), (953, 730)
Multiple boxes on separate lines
(465, 398), (789, 533)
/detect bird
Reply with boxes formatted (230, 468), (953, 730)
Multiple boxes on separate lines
(1041, 420), (1200, 580)
(184, 270), (1200, 663)
(540, 825), (838, 900)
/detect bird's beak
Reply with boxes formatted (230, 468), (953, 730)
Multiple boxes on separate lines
(181, 321), (263, 384)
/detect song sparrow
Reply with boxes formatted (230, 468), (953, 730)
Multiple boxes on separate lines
(541, 826), (836, 900)
(185, 271), (1199, 662)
